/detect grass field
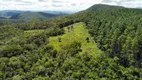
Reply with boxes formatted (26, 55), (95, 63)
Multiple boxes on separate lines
(24, 29), (45, 33)
(24, 29), (45, 37)
(49, 22), (102, 56)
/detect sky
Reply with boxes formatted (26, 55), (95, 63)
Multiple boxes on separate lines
(0, 0), (142, 12)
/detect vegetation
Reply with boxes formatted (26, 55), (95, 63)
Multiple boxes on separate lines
(85, 9), (142, 68)
(0, 10), (22, 18)
(0, 4), (142, 79)
(49, 22), (102, 56)
(87, 4), (124, 11)
(10, 12), (58, 21)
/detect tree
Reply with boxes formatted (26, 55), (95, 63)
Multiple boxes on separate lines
(58, 37), (62, 42)
(86, 37), (90, 43)
(67, 26), (70, 32)
(12, 75), (22, 80)
(71, 25), (74, 31)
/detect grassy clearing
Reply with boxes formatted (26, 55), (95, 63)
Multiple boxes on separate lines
(24, 29), (44, 36)
(24, 29), (45, 33)
(23, 29), (45, 38)
(49, 22), (102, 56)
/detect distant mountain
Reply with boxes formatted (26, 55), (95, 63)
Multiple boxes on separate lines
(0, 10), (68, 21)
(10, 12), (59, 21)
(43, 11), (69, 15)
(136, 7), (142, 9)
(0, 10), (22, 17)
(87, 4), (124, 11)
(0, 17), (7, 19)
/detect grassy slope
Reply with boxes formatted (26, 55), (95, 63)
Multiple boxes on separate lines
(24, 29), (45, 37)
(1, 23), (102, 57)
(49, 22), (102, 56)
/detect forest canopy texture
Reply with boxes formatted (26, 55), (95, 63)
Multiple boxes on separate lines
(0, 4), (142, 80)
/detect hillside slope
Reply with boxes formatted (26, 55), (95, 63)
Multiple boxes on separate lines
(0, 4), (142, 79)
(0, 10), (142, 79)
(0, 10), (22, 17)
(10, 12), (58, 20)
(87, 4), (124, 11)
(49, 22), (102, 56)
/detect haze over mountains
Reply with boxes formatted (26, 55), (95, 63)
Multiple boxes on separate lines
(10, 12), (60, 20)
(0, 4), (141, 21)
(0, 11), (68, 21)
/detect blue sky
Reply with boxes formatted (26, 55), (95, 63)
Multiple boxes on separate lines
(0, 0), (142, 12)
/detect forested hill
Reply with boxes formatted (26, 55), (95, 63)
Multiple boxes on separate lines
(87, 4), (124, 11)
(0, 10), (22, 17)
(0, 4), (142, 79)
(10, 12), (58, 21)
(79, 8), (142, 68)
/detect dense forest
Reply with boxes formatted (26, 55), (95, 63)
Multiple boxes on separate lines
(0, 4), (142, 79)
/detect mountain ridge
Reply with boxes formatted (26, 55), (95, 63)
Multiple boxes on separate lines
(10, 12), (59, 21)
(87, 4), (125, 11)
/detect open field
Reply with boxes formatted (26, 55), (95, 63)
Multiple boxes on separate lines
(49, 22), (102, 56)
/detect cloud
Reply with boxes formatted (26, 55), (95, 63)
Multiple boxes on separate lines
(52, 0), (64, 3)
(101, 0), (142, 8)
(102, 0), (116, 3)
(38, 0), (48, 2)
(52, 4), (63, 7)
(119, 0), (142, 8)
(71, 3), (77, 6)
(0, 0), (142, 11)
(0, 0), (102, 11)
